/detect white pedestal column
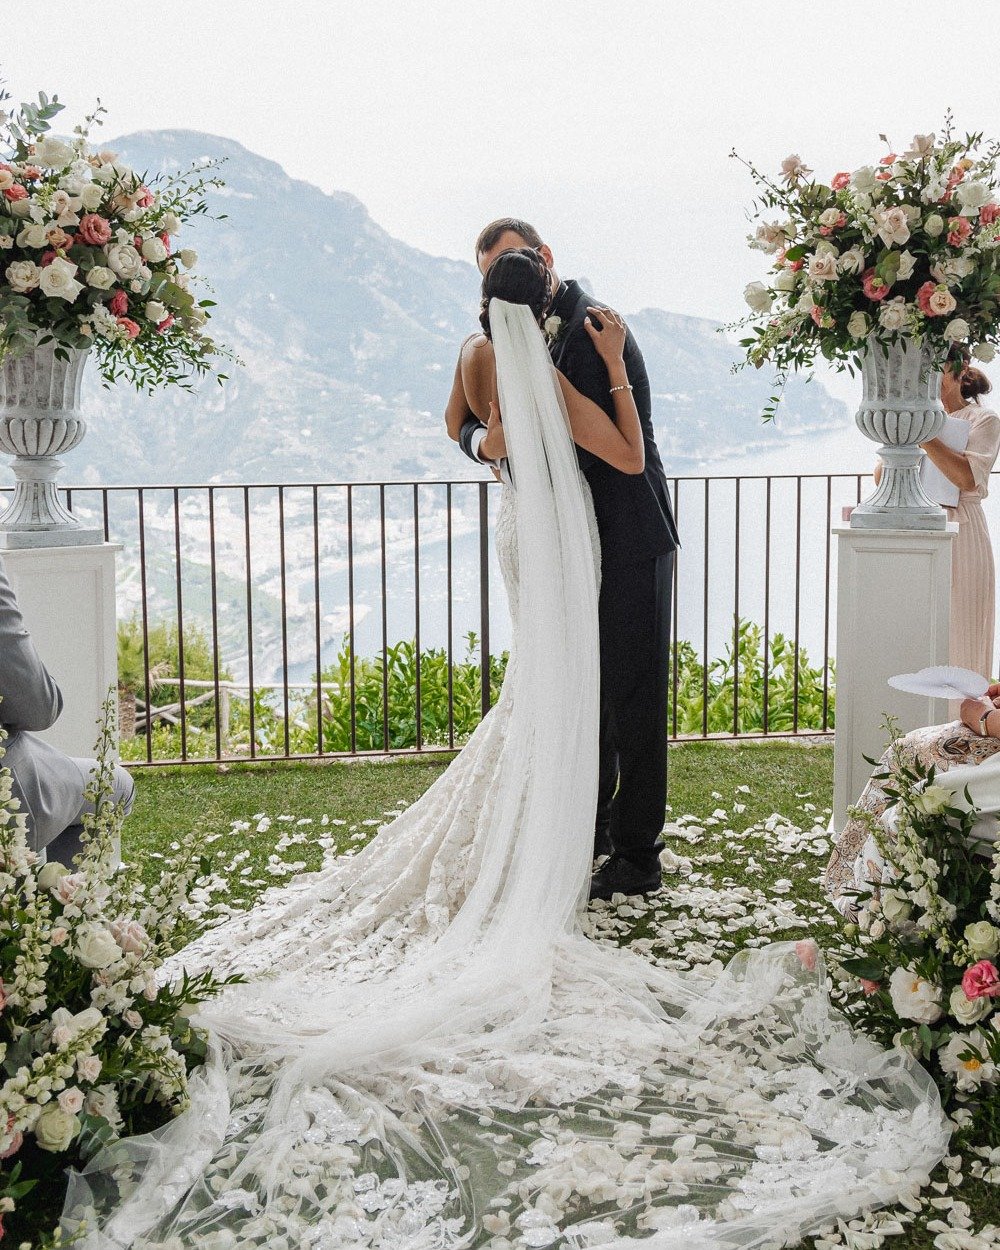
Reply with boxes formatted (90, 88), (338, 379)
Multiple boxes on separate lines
(833, 524), (956, 830)
(2, 543), (120, 759)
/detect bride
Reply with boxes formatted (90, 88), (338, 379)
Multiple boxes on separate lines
(65, 251), (949, 1249)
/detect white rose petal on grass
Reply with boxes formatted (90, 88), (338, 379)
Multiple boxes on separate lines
(888, 966), (943, 1024)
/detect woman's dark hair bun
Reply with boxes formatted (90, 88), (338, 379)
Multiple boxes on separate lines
(962, 365), (992, 401)
(479, 248), (552, 340)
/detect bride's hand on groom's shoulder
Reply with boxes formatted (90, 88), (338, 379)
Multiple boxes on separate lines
(480, 400), (506, 462)
(584, 306), (627, 366)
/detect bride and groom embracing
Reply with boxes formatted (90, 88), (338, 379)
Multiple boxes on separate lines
(64, 221), (950, 1249)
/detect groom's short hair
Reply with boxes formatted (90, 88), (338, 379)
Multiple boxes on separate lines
(475, 218), (544, 260)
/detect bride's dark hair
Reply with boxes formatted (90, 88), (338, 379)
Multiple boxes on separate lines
(479, 248), (552, 340)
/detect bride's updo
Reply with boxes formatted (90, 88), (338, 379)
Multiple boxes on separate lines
(479, 247), (553, 340)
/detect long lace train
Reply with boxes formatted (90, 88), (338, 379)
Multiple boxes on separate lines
(62, 301), (950, 1250)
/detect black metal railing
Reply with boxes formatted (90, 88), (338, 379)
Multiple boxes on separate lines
(51, 471), (898, 766)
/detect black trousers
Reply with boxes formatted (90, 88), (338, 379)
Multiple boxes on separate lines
(595, 550), (673, 871)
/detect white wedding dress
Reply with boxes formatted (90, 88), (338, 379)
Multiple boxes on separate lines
(65, 302), (950, 1250)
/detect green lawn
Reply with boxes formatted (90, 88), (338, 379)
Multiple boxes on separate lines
(118, 742), (998, 1250)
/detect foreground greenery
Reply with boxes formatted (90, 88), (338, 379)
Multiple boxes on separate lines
(120, 619), (834, 762)
(115, 743), (999, 1249)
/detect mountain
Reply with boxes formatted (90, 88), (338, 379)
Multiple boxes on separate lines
(63, 130), (846, 486)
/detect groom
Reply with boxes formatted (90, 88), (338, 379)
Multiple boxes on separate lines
(458, 218), (679, 899)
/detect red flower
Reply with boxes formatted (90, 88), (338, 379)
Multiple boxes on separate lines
(861, 268), (890, 301)
(831, 171), (851, 190)
(116, 316), (141, 339)
(789, 259), (803, 272)
(3, 184), (27, 202)
(981, 203), (1000, 226)
(136, 186), (155, 208)
(39, 250), (57, 267)
(880, 153), (898, 165)
(108, 290), (129, 317)
(156, 314), (175, 335)
(916, 281), (939, 315)
(159, 231), (171, 255)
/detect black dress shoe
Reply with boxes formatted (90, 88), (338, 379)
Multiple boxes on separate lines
(589, 853), (662, 901)
(593, 829), (614, 861)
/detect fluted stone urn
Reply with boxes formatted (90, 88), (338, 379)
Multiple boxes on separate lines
(0, 341), (102, 548)
(850, 334), (948, 531)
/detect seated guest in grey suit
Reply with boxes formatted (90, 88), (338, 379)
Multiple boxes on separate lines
(0, 557), (135, 864)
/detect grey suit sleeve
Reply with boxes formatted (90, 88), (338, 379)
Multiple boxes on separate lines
(0, 558), (63, 732)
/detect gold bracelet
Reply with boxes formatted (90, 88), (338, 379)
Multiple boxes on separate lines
(609, 383), (633, 394)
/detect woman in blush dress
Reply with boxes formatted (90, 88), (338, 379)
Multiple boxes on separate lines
(923, 349), (1000, 676)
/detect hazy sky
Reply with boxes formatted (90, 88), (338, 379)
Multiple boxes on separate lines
(4, 1), (999, 403)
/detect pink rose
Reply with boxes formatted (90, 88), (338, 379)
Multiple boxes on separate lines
(108, 290), (129, 316)
(21, 165), (41, 181)
(862, 268), (890, 301)
(789, 259), (803, 272)
(917, 281), (942, 316)
(831, 171), (851, 190)
(980, 202), (1000, 226)
(860, 978), (881, 996)
(55, 872), (85, 905)
(962, 959), (1000, 1000)
(123, 1009), (143, 1029)
(948, 216), (973, 247)
(50, 927), (68, 947)
(159, 231), (171, 254)
(156, 314), (174, 335)
(880, 153), (898, 165)
(77, 213), (112, 246)
(0, 1115), (21, 1161)
(3, 184), (27, 202)
(116, 317), (141, 340)
(809, 305), (825, 327)
(136, 186), (155, 208)
(39, 249), (57, 267)
(795, 938), (819, 971)
(110, 918), (149, 954)
(57, 1088), (84, 1115)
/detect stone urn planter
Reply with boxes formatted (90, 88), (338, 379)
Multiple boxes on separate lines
(850, 335), (948, 531)
(0, 340), (102, 548)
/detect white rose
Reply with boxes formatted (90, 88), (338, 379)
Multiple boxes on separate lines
(178, 248), (198, 269)
(949, 984), (992, 1026)
(38, 257), (84, 303)
(76, 1054), (102, 1083)
(79, 183), (105, 211)
(110, 918), (149, 954)
(160, 211), (181, 235)
(972, 342), (997, 363)
(9, 197), (33, 219)
(896, 250), (918, 281)
(931, 256), (975, 284)
(0, 235), (13, 250)
(807, 252), (838, 282)
(57, 1087), (84, 1115)
(965, 921), (1000, 960)
(878, 299), (909, 332)
(86, 265), (116, 290)
(144, 301), (168, 324)
(924, 213), (945, 238)
(0, 170), (13, 192)
(105, 243), (143, 280)
(37, 861), (70, 890)
(743, 281), (773, 314)
(123, 1009), (143, 1030)
(944, 317), (970, 343)
(888, 966), (943, 1024)
(5, 260), (41, 293)
(34, 1104), (79, 1153)
(140, 236), (168, 263)
(838, 247), (866, 275)
(904, 133), (936, 159)
(34, 136), (76, 169)
(818, 207), (843, 228)
(852, 166), (878, 194)
(15, 221), (48, 249)
(753, 221), (786, 253)
(847, 310), (870, 339)
(912, 782), (954, 814)
(956, 181), (992, 214)
(774, 269), (798, 292)
(875, 206), (911, 248)
(75, 924), (121, 970)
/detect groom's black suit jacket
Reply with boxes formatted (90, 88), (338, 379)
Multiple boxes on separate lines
(457, 279), (679, 563)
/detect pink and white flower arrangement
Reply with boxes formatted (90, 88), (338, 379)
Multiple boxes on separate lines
(733, 118), (1000, 415)
(0, 83), (230, 392)
(836, 724), (1000, 1133)
(0, 697), (240, 1242)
